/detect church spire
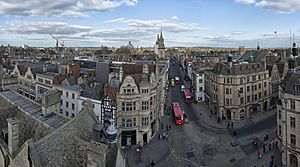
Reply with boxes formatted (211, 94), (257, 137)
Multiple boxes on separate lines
(257, 39), (260, 50)
(160, 29), (164, 40)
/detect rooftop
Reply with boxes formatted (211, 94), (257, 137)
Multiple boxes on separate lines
(0, 90), (69, 129)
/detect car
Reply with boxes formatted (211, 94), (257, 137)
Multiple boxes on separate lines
(180, 85), (185, 92)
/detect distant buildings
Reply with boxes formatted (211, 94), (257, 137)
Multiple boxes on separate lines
(154, 30), (166, 59)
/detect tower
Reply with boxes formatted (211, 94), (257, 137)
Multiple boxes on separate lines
(257, 40), (260, 51)
(157, 30), (166, 59)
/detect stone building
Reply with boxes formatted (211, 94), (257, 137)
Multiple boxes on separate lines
(116, 63), (161, 146)
(205, 55), (271, 120)
(0, 97), (123, 167)
(154, 30), (166, 59)
(277, 42), (300, 167)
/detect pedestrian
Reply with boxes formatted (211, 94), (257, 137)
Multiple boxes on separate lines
(166, 134), (169, 141)
(272, 141), (275, 148)
(252, 141), (255, 148)
(151, 160), (155, 166)
(169, 125), (171, 130)
(231, 122), (233, 129)
(275, 141), (278, 148)
(161, 123), (163, 130)
(269, 143), (271, 151)
(263, 145), (266, 153)
(163, 132), (166, 140)
(159, 133), (161, 140)
(257, 149), (261, 159)
(167, 125), (169, 131)
(227, 122), (230, 129)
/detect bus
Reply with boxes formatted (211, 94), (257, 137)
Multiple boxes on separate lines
(172, 102), (184, 125)
(175, 77), (180, 84)
(184, 89), (192, 103)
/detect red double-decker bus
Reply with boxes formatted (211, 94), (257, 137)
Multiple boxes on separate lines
(184, 89), (192, 103)
(172, 102), (184, 125)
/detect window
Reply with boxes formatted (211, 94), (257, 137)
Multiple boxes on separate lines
(199, 87), (203, 91)
(247, 96), (250, 102)
(38, 78), (43, 83)
(239, 87), (243, 94)
(291, 100), (295, 110)
(199, 79), (203, 83)
(254, 85), (257, 91)
(240, 78), (244, 84)
(240, 97), (244, 105)
(227, 78), (230, 84)
(122, 102), (136, 111)
(291, 117), (296, 128)
(252, 75), (256, 81)
(72, 103), (75, 110)
(150, 112), (153, 120)
(264, 82), (267, 87)
(226, 88), (230, 95)
(66, 111), (69, 116)
(259, 92), (261, 99)
(27, 75), (32, 80)
(71, 113), (75, 118)
(264, 91), (267, 96)
(226, 99), (230, 106)
(290, 134), (296, 146)
(254, 95), (257, 101)
(72, 93), (75, 99)
(142, 117), (149, 126)
(247, 86), (250, 92)
(66, 92), (69, 98)
(126, 119), (133, 127)
(122, 118), (125, 127)
(290, 154), (298, 167)
(247, 77), (250, 82)
(66, 101), (69, 108)
(142, 89), (149, 94)
(295, 85), (300, 93)
(45, 80), (51, 85)
(278, 125), (282, 136)
(142, 101), (149, 111)
(258, 83), (261, 89)
(278, 110), (281, 119)
(258, 75), (261, 80)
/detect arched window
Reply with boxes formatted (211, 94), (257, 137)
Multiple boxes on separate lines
(290, 154), (298, 167)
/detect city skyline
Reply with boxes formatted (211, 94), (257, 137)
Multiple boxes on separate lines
(0, 0), (300, 48)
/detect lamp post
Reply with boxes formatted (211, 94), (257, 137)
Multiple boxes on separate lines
(284, 98), (288, 167)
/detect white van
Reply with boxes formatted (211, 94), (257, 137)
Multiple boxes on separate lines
(181, 85), (185, 92)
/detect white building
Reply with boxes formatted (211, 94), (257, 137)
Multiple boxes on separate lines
(192, 71), (205, 102)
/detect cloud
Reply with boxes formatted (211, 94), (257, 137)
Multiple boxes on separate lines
(122, 19), (207, 32)
(235, 0), (256, 4)
(105, 17), (125, 23)
(0, 0), (138, 17)
(236, 0), (300, 13)
(171, 16), (178, 20)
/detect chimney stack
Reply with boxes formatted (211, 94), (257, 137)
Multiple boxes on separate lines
(7, 117), (20, 156)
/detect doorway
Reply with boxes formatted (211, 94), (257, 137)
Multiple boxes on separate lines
(143, 133), (147, 144)
(226, 110), (231, 120)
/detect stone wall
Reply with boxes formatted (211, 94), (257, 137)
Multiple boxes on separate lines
(41, 89), (61, 115)
(9, 141), (30, 167)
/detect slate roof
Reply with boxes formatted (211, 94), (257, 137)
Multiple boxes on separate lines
(281, 70), (300, 94)
(239, 50), (269, 62)
(212, 61), (266, 75)
(29, 101), (111, 167)
(81, 84), (104, 100)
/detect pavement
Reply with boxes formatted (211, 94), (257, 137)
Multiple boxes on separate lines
(124, 116), (173, 167)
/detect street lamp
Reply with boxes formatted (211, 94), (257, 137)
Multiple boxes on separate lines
(284, 98), (288, 167)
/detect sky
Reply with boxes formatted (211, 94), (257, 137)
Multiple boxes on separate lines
(0, 0), (300, 48)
